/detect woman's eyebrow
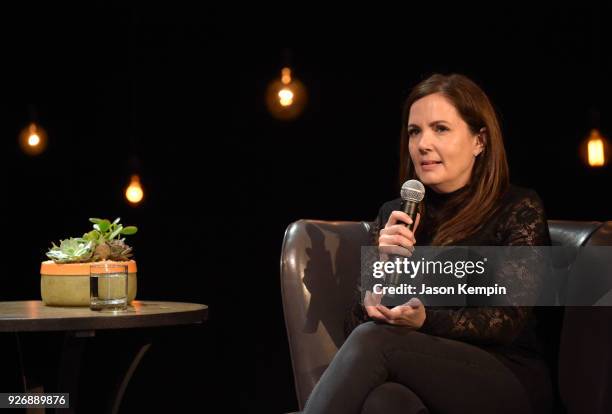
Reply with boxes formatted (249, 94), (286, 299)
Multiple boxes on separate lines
(429, 120), (450, 126)
(408, 120), (450, 128)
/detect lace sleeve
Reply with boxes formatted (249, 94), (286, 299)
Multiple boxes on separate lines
(418, 191), (550, 345)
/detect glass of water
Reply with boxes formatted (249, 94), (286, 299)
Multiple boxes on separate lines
(90, 263), (128, 311)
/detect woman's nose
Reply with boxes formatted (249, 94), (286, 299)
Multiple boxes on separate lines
(416, 130), (434, 152)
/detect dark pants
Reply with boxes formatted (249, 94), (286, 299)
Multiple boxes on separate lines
(303, 322), (548, 414)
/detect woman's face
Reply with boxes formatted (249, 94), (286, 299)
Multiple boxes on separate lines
(407, 93), (484, 193)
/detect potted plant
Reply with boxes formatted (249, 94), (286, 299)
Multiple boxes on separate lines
(41, 218), (138, 306)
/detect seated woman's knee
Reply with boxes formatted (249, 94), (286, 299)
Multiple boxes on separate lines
(348, 322), (419, 346)
(346, 322), (432, 356)
(347, 322), (387, 347)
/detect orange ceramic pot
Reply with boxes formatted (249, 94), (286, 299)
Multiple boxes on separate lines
(40, 260), (137, 306)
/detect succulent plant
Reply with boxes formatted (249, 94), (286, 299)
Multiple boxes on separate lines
(93, 239), (134, 261)
(46, 217), (138, 264)
(46, 238), (95, 263)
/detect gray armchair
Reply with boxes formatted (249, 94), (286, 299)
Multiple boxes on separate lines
(280, 219), (612, 414)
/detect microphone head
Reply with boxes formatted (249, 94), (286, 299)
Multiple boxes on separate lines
(400, 179), (425, 203)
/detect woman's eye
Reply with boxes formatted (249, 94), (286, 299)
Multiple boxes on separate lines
(407, 128), (419, 137)
(435, 125), (449, 133)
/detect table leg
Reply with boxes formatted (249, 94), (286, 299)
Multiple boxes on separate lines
(16, 331), (152, 414)
(77, 331), (152, 414)
(56, 331), (92, 413)
(106, 341), (151, 414)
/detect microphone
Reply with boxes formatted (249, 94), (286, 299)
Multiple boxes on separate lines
(399, 179), (425, 230)
(385, 179), (425, 293)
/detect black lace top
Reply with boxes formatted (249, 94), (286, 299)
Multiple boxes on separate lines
(344, 183), (553, 407)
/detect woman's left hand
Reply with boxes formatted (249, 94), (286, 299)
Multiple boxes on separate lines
(375, 297), (426, 329)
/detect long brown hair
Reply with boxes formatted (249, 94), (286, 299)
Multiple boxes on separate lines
(399, 73), (509, 245)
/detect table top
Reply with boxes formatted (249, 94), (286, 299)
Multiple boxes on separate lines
(0, 300), (208, 332)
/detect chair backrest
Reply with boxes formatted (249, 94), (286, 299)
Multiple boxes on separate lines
(554, 221), (612, 414)
(280, 220), (370, 409)
(280, 219), (612, 411)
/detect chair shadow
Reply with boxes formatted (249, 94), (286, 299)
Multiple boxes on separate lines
(301, 222), (363, 349)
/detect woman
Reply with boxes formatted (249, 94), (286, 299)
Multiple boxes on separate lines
(302, 74), (553, 414)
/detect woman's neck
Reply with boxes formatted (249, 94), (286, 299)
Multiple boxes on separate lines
(425, 183), (470, 207)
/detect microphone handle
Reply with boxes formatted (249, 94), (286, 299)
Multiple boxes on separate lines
(400, 199), (419, 230)
(386, 199), (419, 293)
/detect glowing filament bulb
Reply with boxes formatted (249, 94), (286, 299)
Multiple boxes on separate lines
(588, 139), (604, 166)
(19, 122), (48, 155)
(125, 175), (144, 204)
(587, 129), (606, 167)
(265, 65), (307, 120)
(28, 133), (41, 146)
(278, 88), (294, 106)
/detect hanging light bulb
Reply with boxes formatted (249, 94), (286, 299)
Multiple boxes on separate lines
(581, 128), (609, 168)
(19, 122), (48, 156)
(125, 174), (144, 205)
(278, 88), (294, 107)
(265, 66), (307, 121)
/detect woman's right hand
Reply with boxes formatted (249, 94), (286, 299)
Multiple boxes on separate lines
(365, 211), (421, 320)
(378, 211), (421, 257)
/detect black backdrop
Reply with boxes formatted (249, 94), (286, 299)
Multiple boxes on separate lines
(1, 3), (611, 413)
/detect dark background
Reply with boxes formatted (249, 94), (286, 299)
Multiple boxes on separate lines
(0, 3), (610, 413)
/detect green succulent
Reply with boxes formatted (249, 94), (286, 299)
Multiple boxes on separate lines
(46, 217), (138, 263)
(46, 238), (95, 263)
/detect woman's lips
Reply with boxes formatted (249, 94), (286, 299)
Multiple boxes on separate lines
(420, 161), (442, 171)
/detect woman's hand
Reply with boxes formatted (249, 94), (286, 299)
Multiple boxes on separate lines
(366, 211), (425, 327)
(364, 293), (427, 329)
(363, 290), (387, 320)
(375, 298), (426, 329)
(378, 211), (421, 257)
